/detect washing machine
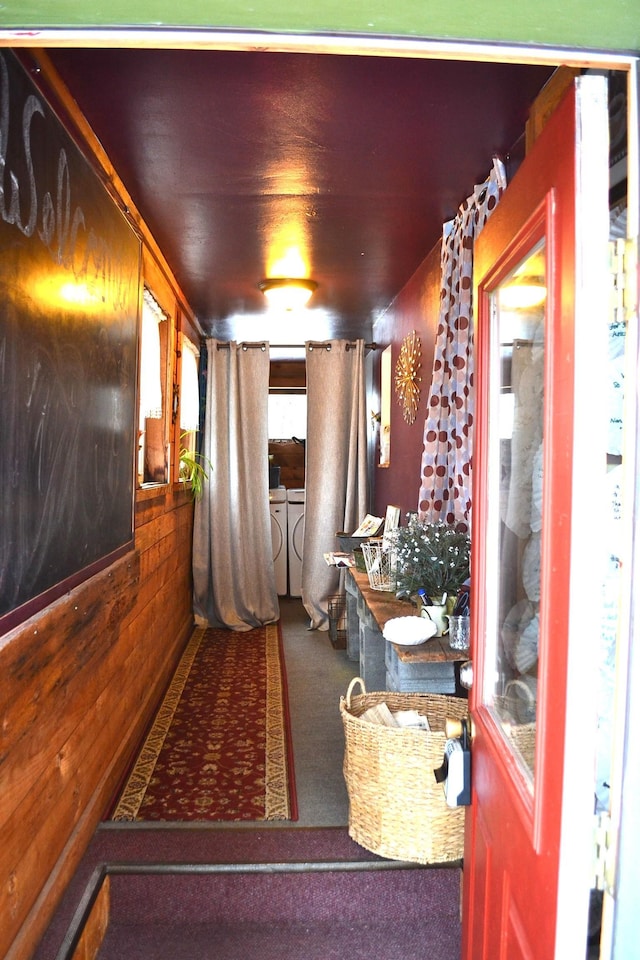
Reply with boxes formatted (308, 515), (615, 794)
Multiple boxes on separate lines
(269, 487), (288, 596)
(287, 488), (305, 597)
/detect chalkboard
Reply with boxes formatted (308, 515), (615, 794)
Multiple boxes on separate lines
(0, 51), (140, 635)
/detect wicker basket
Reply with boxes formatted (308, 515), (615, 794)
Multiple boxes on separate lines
(340, 677), (467, 864)
(495, 693), (537, 774)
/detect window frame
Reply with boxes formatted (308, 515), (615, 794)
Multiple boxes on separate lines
(172, 310), (203, 487)
(137, 285), (172, 488)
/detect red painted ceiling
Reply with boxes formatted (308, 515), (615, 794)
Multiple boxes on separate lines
(45, 48), (554, 343)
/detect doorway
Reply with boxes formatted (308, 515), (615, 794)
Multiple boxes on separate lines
(11, 28), (638, 960)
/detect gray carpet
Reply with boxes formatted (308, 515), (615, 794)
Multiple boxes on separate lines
(278, 597), (359, 827)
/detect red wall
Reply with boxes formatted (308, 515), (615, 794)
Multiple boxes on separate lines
(371, 241), (441, 519)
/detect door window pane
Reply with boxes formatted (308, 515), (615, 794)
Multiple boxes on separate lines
(485, 239), (546, 785)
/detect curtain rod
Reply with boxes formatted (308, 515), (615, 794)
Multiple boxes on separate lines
(215, 341), (378, 351)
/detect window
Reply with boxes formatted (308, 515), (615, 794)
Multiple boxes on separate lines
(138, 288), (169, 484)
(178, 333), (201, 478)
(268, 357), (306, 488)
(268, 392), (307, 440)
(268, 356), (306, 440)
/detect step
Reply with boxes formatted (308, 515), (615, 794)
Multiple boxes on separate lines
(79, 863), (462, 960)
(36, 827), (462, 960)
(108, 862), (461, 924)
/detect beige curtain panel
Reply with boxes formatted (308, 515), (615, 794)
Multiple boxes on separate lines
(192, 340), (279, 630)
(302, 339), (368, 629)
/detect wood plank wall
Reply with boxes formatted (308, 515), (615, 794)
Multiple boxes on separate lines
(1, 491), (195, 960)
(0, 50), (202, 960)
(268, 439), (305, 489)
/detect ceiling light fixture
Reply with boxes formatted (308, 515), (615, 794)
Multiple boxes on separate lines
(259, 277), (318, 311)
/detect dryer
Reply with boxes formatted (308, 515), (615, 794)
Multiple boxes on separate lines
(287, 488), (305, 597)
(269, 486), (288, 596)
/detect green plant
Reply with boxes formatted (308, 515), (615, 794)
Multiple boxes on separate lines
(179, 436), (211, 501)
(389, 516), (470, 603)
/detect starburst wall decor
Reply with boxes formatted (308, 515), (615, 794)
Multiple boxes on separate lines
(395, 329), (421, 424)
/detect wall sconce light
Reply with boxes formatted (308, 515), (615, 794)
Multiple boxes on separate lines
(498, 277), (546, 310)
(259, 277), (318, 311)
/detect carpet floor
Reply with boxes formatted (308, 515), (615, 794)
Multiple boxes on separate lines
(35, 827), (461, 960)
(108, 623), (296, 822)
(97, 865), (461, 960)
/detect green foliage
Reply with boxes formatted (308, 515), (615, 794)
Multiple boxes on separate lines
(179, 436), (211, 501)
(389, 517), (470, 603)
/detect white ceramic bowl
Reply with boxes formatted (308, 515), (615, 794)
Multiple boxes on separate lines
(382, 615), (437, 645)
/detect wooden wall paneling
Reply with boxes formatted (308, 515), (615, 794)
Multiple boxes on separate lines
(5, 604), (192, 958)
(5, 677), (167, 960)
(268, 440), (305, 489)
(136, 495), (191, 538)
(0, 554), (141, 821)
(135, 486), (170, 516)
(134, 565), (190, 649)
(126, 513), (192, 636)
(71, 874), (110, 960)
(0, 555), (140, 955)
(1, 493), (195, 960)
(0, 576), (142, 824)
(137, 507), (184, 559)
(3, 677), (142, 957)
(270, 359), (305, 388)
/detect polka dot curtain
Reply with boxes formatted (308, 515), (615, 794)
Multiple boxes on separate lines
(418, 159), (507, 531)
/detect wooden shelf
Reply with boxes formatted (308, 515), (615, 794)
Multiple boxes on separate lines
(347, 568), (467, 665)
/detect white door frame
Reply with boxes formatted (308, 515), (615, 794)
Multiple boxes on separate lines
(600, 58), (640, 960)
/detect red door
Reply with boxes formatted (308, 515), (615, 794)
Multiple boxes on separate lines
(463, 76), (611, 959)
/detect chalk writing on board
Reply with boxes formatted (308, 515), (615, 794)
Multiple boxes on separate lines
(0, 54), (132, 314)
(0, 50), (140, 632)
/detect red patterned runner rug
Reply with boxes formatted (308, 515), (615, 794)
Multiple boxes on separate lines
(109, 623), (297, 821)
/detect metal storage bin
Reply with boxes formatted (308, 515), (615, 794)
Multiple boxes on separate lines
(336, 532), (369, 572)
(328, 594), (347, 649)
